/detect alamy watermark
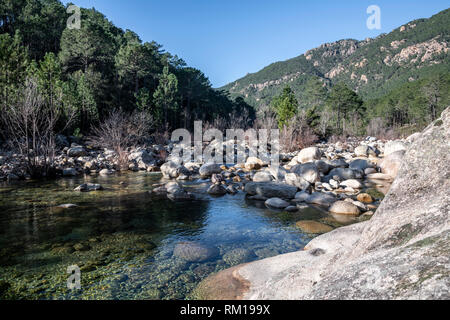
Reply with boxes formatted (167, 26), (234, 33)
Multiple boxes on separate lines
(367, 5), (381, 30)
(67, 5), (81, 30)
(67, 265), (81, 290)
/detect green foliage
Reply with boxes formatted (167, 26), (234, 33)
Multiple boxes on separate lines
(153, 66), (178, 126)
(326, 83), (364, 134)
(0, 33), (29, 111)
(272, 86), (298, 129)
(0, 0), (253, 137)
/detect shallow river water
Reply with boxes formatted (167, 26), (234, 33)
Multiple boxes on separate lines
(0, 172), (373, 300)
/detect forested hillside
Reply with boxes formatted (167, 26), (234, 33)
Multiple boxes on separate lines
(0, 0), (254, 137)
(222, 8), (450, 132)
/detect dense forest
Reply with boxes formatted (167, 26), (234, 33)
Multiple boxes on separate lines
(0, 0), (255, 142)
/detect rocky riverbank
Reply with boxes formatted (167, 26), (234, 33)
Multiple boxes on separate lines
(193, 107), (450, 300)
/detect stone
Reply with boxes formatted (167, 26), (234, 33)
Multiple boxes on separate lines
(295, 221), (334, 234)
(207, 184), (227, 196)
(357, 193), (374, 204)
(291, 163), (320, 184)
(173, 242), (219, 262)
(74, 183), (103, 192)
(329, 201), (361, 215)
(99, 168), (113, 176)
(161, 161), (180, 179)
(252, 171), (273, 182)
(315, 160), (331, 174)
(199, 163), (222, 177)
(294, 191), (310, 202)
(379, 150), (405, 178)
(305, 192), (336, 207)
(285, 206), (299, 212)
(327, 168), (360, 181)
(384, 140), (407, 156)
(63, 168), (78, 177)
(265, 198), (291, 209)
(340, 179), (363, 189)
(244, 182), (297, 199)
(128, 150), (154, 166)
(285, 173), (311, 191)
(297, 147), (322, 163)
(354, 145), (370, 157)
(57, 204), (78, 209)
(67, 146), (87, 157)
(245, 157), (264, 170)
(349, 159), (372, 171)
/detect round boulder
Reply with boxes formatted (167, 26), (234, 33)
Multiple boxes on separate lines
(329, 201), (361, 215)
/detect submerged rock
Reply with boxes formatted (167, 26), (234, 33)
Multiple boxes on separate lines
(296, 221), (334, 234)
(74, 183), (103, 192)
(329, 201), (361, 215)
(173, 242), (219, 262)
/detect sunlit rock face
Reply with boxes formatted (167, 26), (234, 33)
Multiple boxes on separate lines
(194, 107), (450, 300)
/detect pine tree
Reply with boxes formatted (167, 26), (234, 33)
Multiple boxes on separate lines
(272, 86), (298, 129)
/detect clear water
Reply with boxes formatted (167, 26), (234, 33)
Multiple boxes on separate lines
(0, 172), (354, 300)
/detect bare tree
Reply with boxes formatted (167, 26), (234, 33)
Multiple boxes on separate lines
(1, 77), (75, 177)
(88, 109), (154, 169)
(318, 109), (334, 137)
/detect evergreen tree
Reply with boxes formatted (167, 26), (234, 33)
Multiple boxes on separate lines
(153, 66), (178, 127)
(272, 86), (298, 129)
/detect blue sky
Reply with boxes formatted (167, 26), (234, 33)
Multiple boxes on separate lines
(63, 0), (449, 87)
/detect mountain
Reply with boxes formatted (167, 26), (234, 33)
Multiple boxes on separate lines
(221, 8), (450, 109)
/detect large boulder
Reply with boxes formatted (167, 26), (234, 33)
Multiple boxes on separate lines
(194, 107), (450, 300)
(297, 147), (322, 164)
(290, 163), (320, 184)
(199, 163), (222, 177)
(245, 182), (297, 199)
